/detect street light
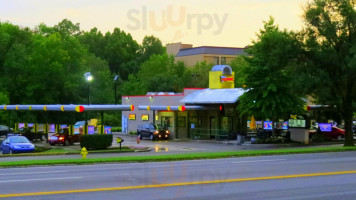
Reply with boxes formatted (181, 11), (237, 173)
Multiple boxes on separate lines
(84, 72), (93, 135)
(84, 72), (93, 105)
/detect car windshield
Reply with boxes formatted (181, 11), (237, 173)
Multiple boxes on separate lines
(10, 137), (30, 143)
(59, 129), (69, 134)
(154, 124), (163, 129)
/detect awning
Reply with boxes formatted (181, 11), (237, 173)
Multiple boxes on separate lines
(179, 88), (245, 104)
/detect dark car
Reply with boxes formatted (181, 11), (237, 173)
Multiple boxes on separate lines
(0, 136), (35, 154)
(137, 123), (169, 140)
(18, 127), (47, 141)
(0, 125), (12, 137)
(48, 128), (79, 146)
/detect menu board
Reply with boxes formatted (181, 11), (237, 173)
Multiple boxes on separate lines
(104, 126), (112, 134)
(37, 124), (45, 132)
(18, 123), (25, 129)
(88, 126), (95, 134)
(74, 125), (80, 135)
(319, 123), (332, 132)
(263, 121), (273, 130)
(289, 119), (306, 128)
(48, 124), (55, 133)
(60, 124), (68, 129)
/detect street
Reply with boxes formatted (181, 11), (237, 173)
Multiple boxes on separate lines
(1, 151), (356, 199)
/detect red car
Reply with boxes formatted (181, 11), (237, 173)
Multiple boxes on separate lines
(48, 128), (80, 146)
(309, 126), (345, 140)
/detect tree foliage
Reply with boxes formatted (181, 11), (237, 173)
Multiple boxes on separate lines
(300, 0), (356, 146)
(238, 17), (304, 120)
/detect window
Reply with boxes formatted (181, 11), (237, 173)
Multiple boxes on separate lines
(161, 116), (172, 128)
(129, 114), (136, 120)
(221, 57), (227, 65)
(213, 57), (219, 65)
(190, 116), (202, 128)
(142, 114), (149, 121)
(221, 116), (233, 131)
(178, 117), (186, 127)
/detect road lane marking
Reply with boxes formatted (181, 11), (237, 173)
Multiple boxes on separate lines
(1, 170), (356, 198)
(0, 171), (68, 176)
(0, 177), (82, 183)
(231, 159), (286, 164)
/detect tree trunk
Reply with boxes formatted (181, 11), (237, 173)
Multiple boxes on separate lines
(343, 87), (354, 146)
(344, 115), (354, 146)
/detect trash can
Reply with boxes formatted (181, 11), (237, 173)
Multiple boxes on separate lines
(237, 133), (245, 145)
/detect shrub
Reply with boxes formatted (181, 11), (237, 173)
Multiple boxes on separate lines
(80, 134), (113, 150)
(111, 127), (122, 132)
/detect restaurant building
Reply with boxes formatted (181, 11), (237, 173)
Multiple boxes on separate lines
(121, 65), (247, 139)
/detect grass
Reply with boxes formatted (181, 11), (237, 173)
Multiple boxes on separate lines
(1, 146), (356, 167)
(0, 146), (136, 157)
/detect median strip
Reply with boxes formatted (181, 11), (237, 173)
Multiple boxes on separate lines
(1, 170), (356, 198)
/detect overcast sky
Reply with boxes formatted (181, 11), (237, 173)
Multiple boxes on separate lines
(0, 0), (308, 47)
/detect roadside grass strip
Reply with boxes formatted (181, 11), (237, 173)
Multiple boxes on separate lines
(1, 146), (356, 167)
(0, 147), (136, 157)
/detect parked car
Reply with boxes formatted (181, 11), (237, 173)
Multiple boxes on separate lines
(137, 123), (170, 140)
(48, 128), (79, 146)
(0, 136), (35, 154)
(309, 126), (345, 140)
(18, 127), (47, 141)
(0, 125), (12, 137)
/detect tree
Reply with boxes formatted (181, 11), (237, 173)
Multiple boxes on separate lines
(138, 35), (165, 63)
(238, 17), (304, 122)
(103, 28), (139, 79)
(300, 0), (356, 146)
(230, 56), (249, 88)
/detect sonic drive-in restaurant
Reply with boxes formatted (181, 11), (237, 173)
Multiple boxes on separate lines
(121, 65), (247, 140)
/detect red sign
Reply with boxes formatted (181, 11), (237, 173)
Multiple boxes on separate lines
(220, 76), (234, 82)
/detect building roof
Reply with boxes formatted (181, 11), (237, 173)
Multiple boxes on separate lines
(180, 88), (245, 104)
(176, 46), (247, 57)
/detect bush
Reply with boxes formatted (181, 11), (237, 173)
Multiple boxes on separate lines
(80, 134), (113, 150)
(111, 127), (122, 132)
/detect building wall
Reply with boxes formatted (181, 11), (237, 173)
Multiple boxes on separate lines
(121, 89), (203, 139)
(166, 43), (193, 56)
(175, 54), (239, 67)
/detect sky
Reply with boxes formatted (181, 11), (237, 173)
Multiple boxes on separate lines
(0, 0), (308, 48)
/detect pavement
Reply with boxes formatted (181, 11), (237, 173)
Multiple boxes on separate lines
(0, 133), (347, 162)
(1, 151), (356, 199)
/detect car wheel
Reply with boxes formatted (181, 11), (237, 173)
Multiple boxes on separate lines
(64, 140), (70, 146)
(49, 142), (55, 146)
(9, 149), (13, 154)
(150, 134), (154, 141)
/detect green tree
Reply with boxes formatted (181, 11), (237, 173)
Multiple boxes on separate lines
(187, 62), (213, 88)
(300, 0), (356, 146)
(138, 35), (165, 63)
(230, 56), (249, 88)
(238, 17), (304, 121)
(103, 28), (139, 79)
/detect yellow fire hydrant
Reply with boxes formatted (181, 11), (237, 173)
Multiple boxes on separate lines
(80, 147), (88, 159)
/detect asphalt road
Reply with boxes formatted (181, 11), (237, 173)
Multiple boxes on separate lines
(1, 151), (356, 199)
